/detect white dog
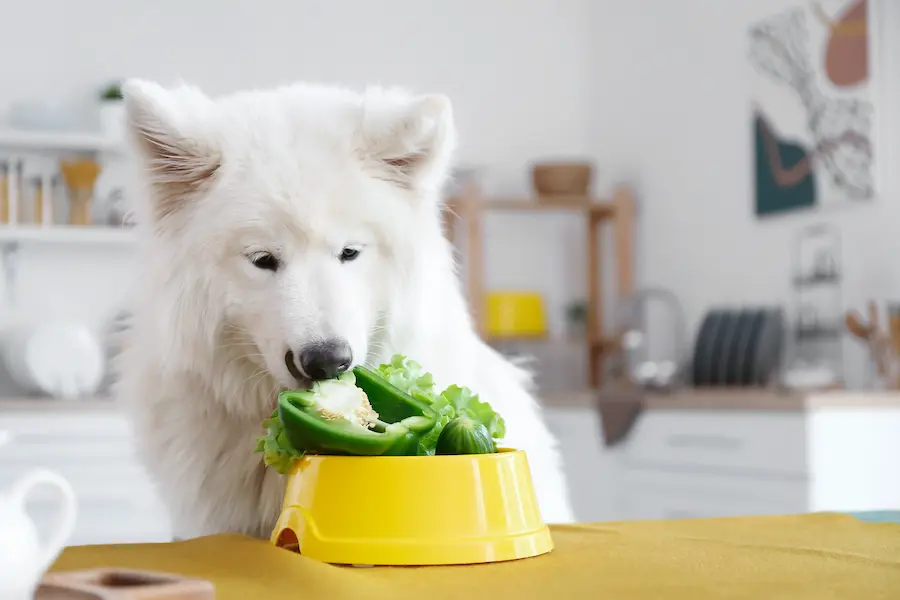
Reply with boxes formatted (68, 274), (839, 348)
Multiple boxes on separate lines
(114, 79), (575, 540)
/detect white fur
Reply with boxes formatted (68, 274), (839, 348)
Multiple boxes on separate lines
(114, 79), (575, 540)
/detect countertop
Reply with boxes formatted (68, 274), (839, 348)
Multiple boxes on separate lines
(0, 396), (120, 412)
(539, 387), (900, 411)
(4, 388), (900, 415)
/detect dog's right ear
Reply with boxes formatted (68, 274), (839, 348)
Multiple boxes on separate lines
(122, 79), (221, 221)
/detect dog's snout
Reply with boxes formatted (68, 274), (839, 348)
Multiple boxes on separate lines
(288, 339), (352, 381)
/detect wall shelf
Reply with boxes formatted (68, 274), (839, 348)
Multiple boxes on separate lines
(0, 130), (124, 153)
(443, 185), (636, 388)
(0, 225), (136, 245)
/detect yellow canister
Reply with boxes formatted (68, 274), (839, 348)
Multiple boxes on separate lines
(485, 291), (548, 339)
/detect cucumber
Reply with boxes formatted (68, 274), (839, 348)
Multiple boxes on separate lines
(435, 415), (496, 455)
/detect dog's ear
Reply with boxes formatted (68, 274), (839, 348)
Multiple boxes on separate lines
(122, 79), (221, 221)
(359, 90), (457, 193)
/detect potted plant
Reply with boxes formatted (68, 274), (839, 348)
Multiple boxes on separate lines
(564, 300), (588, 340)
(98, 81), (124, 140)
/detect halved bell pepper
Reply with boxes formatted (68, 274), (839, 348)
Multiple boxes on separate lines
(277, 365), (438, 457)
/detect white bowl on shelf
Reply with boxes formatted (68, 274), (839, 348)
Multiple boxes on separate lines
(2, 321), (105, 400)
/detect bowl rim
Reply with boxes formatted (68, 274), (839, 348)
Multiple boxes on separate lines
(289, 447), (522, 464)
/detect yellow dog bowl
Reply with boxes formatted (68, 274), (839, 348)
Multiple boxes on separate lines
(270, 448), (553, 566)
(486, 291), (548, 338)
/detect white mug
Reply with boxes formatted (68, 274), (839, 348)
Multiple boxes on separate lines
(0, 431), (78, 600)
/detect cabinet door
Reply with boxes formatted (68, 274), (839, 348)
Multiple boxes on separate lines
(615, 469), (809, 521)
(618, 410), (808, 477)
(0, 409), (173, 544)
(543, 407), (618, 523)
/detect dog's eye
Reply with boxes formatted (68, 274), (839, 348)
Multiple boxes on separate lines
(339, 246), (361, 263)
(249, 252), (280, 271)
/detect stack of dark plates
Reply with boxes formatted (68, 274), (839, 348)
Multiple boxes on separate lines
(690, 307), (785, 387)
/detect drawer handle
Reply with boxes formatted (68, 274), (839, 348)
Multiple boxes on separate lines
(665, 434), (743, 450)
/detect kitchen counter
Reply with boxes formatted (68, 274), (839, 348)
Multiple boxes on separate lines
(540, 388), (900, 411)
(0, 396), (120, 412)
(0, 396), (172, 545)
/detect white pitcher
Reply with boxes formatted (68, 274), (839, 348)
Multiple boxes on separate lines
(0, 431), (77, 600)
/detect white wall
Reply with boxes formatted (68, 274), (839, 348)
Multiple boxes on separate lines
(590, 0), (900, 388)
(3, 0), (892, 395)
(0, 0), (600, 396)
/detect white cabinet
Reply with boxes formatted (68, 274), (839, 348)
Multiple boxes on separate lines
(607, 393), (900, 521)
(543, 391), (900, 524)
(543, 405), (619, 523)
(0, 401), (172, 545)
(615, 469), (809, 520)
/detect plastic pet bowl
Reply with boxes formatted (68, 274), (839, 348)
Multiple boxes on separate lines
(270, 448), (553, 566)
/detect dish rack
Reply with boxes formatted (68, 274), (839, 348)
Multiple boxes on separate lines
(787, 224), (844, 387)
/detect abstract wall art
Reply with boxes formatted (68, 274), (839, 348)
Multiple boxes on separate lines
(749, 0), (877, 217)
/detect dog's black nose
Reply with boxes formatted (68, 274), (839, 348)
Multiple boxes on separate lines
(292, 339), (353, 381)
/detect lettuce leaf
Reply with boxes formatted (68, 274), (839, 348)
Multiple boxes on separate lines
(255, 410), (304, 475)
(415, 414), (450, 456)
(375, 355), (439, 404)
(420, 384), (506, 454)
(437, 384), (506, 441)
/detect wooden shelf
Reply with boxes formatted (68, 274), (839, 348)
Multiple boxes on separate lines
(0, 225), (136, 245)
(448, 195), (616, 218)
(0, 130), (125, 153)
(443, 185), (635, 388)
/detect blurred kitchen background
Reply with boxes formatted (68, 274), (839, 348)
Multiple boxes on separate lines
(2, 0), (899, 546)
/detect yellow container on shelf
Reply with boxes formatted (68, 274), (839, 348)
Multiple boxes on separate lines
(270, 449), (553, 566)
(486, 291), (548, 338)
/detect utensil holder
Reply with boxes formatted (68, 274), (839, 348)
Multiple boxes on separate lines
(67, 188), (93, 225)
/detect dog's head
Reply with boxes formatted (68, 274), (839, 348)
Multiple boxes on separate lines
(122, 80), (457, 390)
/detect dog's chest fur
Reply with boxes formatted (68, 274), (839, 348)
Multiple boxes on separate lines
(127, 373), (287, 539)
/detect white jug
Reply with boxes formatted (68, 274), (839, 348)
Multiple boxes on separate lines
(0, 431), (77, 600)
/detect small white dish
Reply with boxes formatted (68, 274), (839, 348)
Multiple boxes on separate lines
(3, 321), (105, 399)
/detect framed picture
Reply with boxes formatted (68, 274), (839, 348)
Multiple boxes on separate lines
(748, 0), (884, 217)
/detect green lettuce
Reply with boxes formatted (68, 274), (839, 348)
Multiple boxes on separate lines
(375, 355), (439, 404)
(435, 384), (506, 441)
(254, 411), (304, 475)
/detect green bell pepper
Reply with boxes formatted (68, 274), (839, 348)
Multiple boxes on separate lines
(255, 353), (510, 473)
(276, 366), (438, 457)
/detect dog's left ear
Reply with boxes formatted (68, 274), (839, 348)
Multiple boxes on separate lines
(360, 91), (457, 193)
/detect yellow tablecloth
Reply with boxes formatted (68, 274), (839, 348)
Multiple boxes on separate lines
(51, 513), (900, 599)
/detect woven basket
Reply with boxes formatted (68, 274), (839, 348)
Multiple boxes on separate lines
(531, 162), (593, 196)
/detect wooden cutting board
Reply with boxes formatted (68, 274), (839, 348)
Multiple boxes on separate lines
(36, 568), (215, 599)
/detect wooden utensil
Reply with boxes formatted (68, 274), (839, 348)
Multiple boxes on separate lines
(59, 159), (102, 226)
(845, 300), (896, 386)
(36, 568), (215, 599)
